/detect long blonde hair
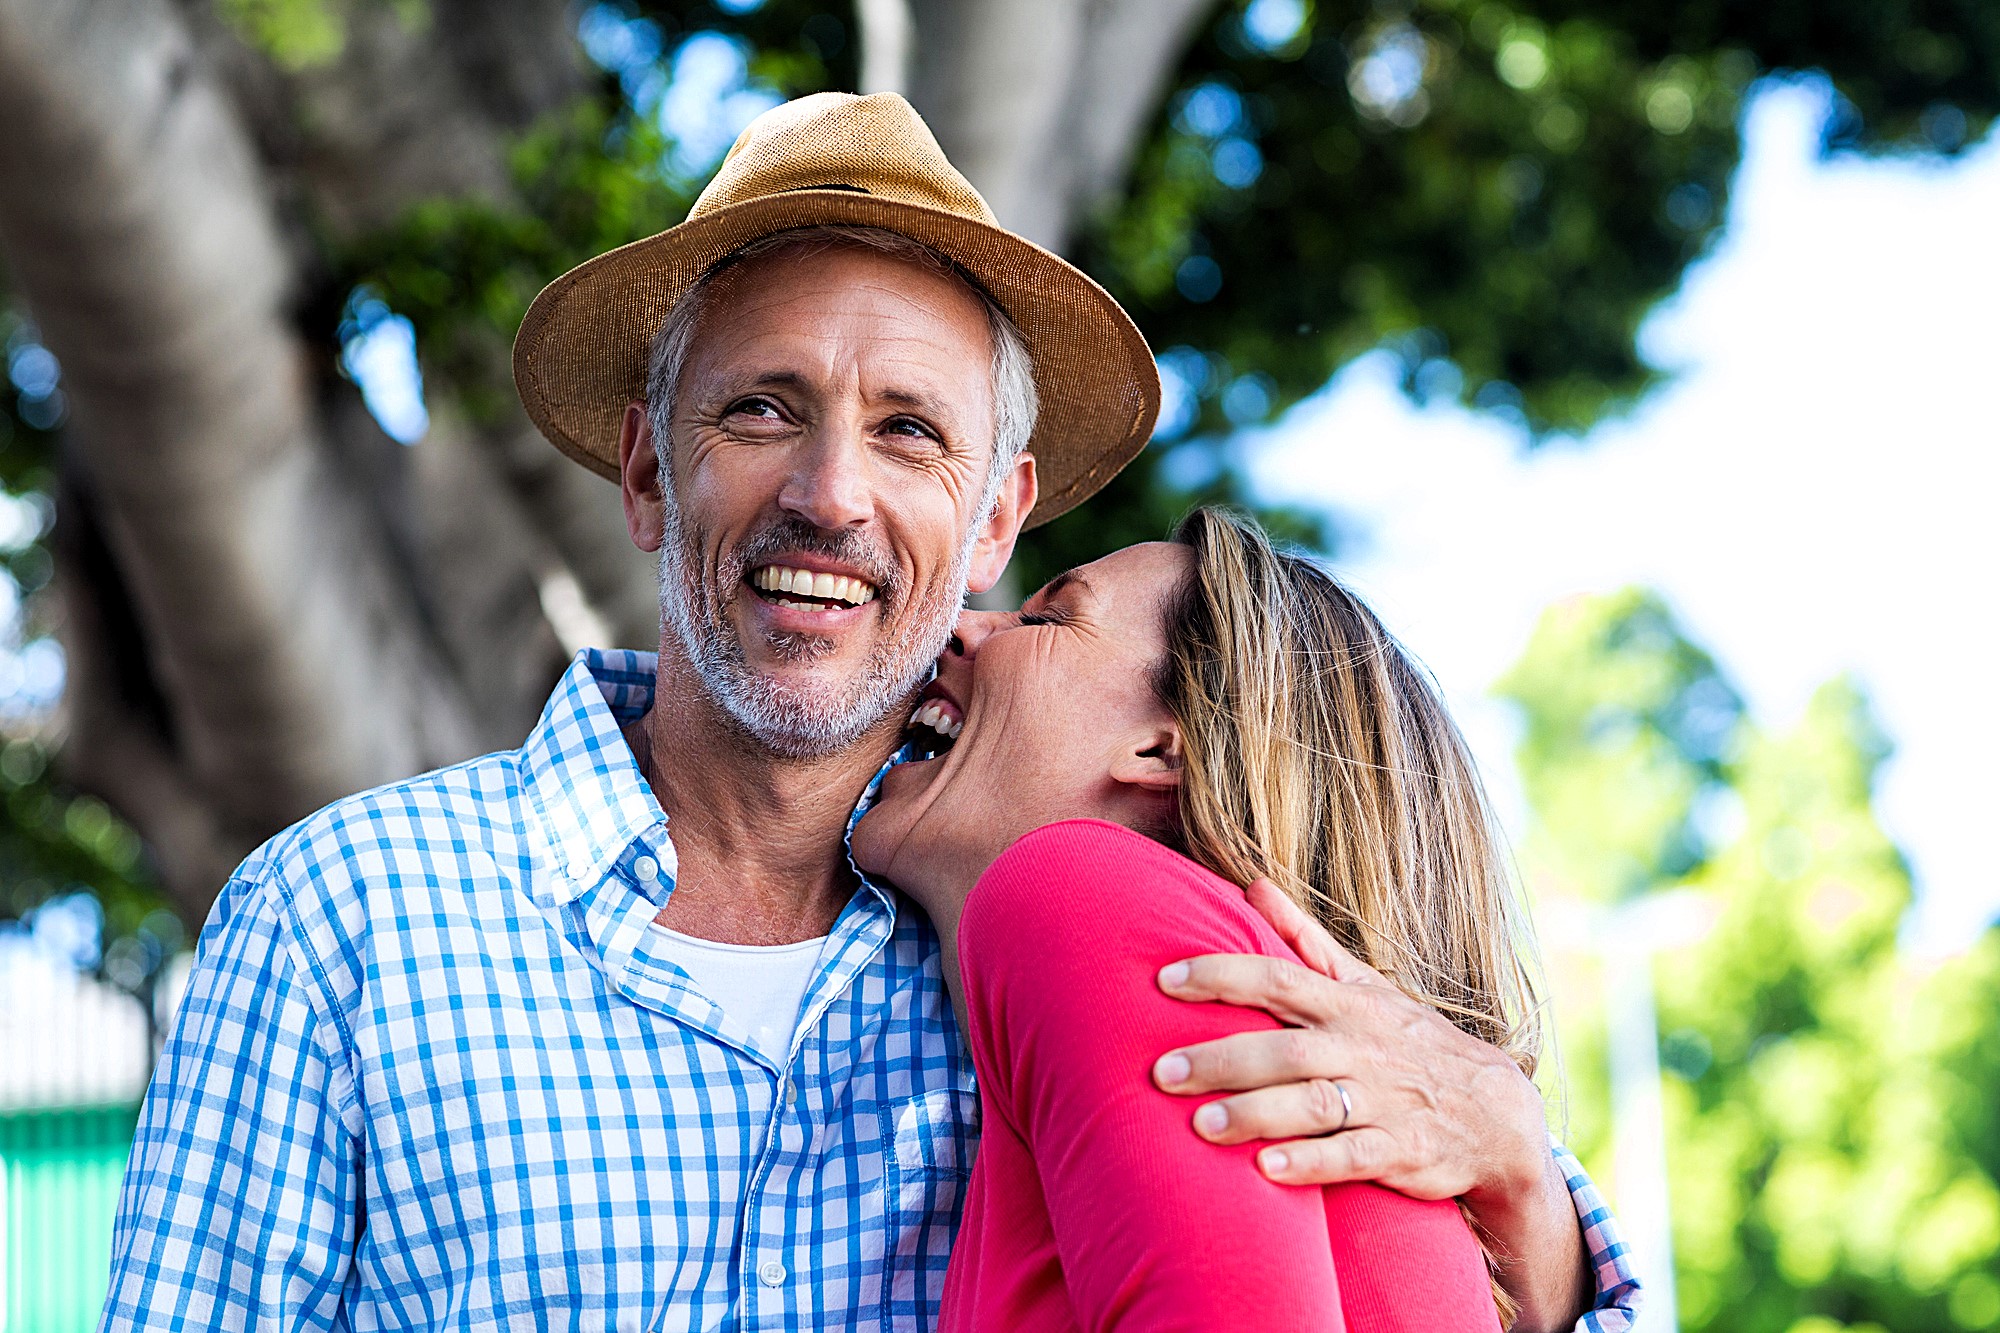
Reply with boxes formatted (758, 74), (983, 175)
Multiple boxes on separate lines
(1156, 508), (1544, 1319)
(1157, 506), (1542, 1073)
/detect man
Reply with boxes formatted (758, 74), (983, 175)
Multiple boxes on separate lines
(103, 93), (1636, 1330)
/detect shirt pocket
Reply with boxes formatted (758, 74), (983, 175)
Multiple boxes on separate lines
(881, 1087), (979, 1322)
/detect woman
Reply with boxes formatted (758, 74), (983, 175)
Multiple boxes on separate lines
(852, 507), (1543, 1332)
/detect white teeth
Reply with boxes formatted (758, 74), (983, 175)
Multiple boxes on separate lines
(907, 700), (963, 743)
(752, 564), (878, 606)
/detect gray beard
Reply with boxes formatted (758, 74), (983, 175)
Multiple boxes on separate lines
(656, 494), (977, 760)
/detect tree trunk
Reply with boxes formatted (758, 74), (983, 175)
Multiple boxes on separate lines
(904, 0), (1219, 253)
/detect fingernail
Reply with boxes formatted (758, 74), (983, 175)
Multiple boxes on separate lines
(1260, 1148), (1289, 1176)
(1158, 961), (1190, 989)
(1155, 1053), (1191, 1087)
(1193, 1103), (1228, 1136)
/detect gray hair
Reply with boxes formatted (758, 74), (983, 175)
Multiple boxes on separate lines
(643, 224), (1038, 509)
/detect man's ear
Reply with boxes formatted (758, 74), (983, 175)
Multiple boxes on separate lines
(965, 453), (1037, 596)
(1108, 721), (1184, 795)
(618, 400), (666, 553)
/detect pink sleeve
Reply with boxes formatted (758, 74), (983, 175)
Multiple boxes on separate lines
(961, 819), (1502, 1333)
(959, 820), (1345, 1332)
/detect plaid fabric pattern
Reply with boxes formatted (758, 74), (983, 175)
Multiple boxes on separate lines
(1556, 1140), (1643, 1330)
(103, 648), (1636, 1330)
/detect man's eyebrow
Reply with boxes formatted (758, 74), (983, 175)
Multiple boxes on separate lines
(731, 370), (813, 393)
(875, 386), (957, 420)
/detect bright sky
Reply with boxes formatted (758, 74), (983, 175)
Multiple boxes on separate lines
(1241, 77), (2000, 954)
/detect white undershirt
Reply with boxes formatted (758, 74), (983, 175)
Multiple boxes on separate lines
(650, 924), (828, 1056)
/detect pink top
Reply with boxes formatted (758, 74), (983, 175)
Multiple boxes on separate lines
(940, 819), (1503, 1332)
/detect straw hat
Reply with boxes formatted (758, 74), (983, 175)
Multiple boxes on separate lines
(512, 92), (1160, 528)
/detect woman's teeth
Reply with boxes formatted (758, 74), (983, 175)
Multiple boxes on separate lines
(751, 564), (878, 609)
(909, 700), (963, 742)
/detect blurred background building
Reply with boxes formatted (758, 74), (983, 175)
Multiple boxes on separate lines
(2, 1), (1996, 1328)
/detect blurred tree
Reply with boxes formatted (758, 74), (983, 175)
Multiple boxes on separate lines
(1501, 590), (2000, 1333)
(0, 0), (1996, 920)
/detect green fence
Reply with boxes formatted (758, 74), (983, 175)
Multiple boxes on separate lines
(0, 1105), (138, 1333)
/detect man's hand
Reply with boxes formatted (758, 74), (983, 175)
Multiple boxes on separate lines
(1150, 879), (1593, 1332)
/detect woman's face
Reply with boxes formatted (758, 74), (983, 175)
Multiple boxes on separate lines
(851, 541), (1191, 903)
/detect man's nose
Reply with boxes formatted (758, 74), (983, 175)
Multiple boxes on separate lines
(776, 428), (874, 530)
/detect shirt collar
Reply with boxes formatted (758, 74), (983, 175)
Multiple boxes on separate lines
(519, 648), (670, 907)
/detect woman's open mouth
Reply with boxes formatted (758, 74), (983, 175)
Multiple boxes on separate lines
(904, 689), (964, 760)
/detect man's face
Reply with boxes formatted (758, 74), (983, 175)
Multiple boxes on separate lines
(619, 243), (1035, 758)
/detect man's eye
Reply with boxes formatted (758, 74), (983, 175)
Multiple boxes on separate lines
(882, 416), (937, 440)
(727, 397), (782, 419)
(1016, 607), (1068, 627)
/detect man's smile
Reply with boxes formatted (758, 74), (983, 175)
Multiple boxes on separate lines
(749, 562), (880, 610)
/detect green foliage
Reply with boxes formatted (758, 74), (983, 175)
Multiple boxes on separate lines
(1084, 0), (2000, 438)
(1498, 589), (1741, 899)
(1503, 590), (2000, 1332)
(217, 0), (346, 69)
(216, 0), (428, 72)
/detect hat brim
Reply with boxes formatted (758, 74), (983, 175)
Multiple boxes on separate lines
(512, 189), (1160, 529)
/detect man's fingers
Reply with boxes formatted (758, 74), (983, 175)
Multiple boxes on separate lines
(1243, 879), (1386, 986)
(1156, 951), (1355, 1028)
(1153, 1025), (1351, 1097)
(1186, 1076), (1364, 1146)
(1255, 1126), (1411, 1189)
(1242, 879), (1337, 976)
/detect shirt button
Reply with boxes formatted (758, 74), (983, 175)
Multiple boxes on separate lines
(633, 855), (658, 882)
(787, 1082), (800, 1105)
(758, 1259), (787, 1287)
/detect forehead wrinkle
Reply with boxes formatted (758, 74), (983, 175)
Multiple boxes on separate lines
(706, 249), (993, 341)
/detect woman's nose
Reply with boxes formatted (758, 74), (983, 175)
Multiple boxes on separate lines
(948, 609), (1011, 660)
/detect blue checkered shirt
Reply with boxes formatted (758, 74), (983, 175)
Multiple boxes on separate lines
(103, 649), (1638, 1330)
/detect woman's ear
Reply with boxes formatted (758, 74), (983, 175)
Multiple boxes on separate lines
(1109, 722), (1184, 794)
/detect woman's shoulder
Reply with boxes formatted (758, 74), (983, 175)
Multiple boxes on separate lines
(973, 818), (1291, 962)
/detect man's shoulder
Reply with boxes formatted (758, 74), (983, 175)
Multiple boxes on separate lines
(229, 750), (540, 978)
(251, 749), (530, 887)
